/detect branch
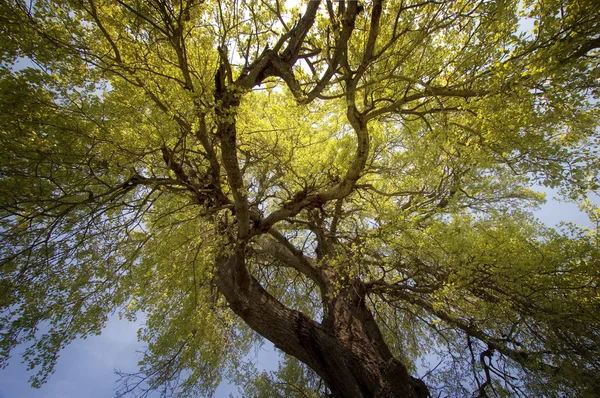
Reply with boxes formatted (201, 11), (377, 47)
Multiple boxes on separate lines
(215, 52), (250, 238)
(257, 231), (324, 287)
(83, 0), (122, 63)
(194, 114), (229, 207)
(251, 99), (369, 235)
(370, 284), (558, 375)
(366, 87), (486, 121)
(352, 0), (383, 86)
(560, 36), (600, 64)
(215, 249), (326, 371)
(300, 0), (360, 104)
(235, 0), (321, 90)
(280, 0), (322, 64)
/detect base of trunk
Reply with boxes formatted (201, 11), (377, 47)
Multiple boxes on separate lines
(217, 252), (429, 398)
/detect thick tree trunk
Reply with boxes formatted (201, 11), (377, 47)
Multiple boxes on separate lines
(216, 250), (429, 398)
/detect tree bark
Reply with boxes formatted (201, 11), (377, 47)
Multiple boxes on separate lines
(216, 249), (429, 398)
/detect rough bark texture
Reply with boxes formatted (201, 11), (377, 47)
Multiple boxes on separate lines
(216, 249), (429, 398)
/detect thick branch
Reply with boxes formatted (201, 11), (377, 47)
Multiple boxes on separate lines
(194, 114), (229, 206)
(252, 120), (368, 235)
(236, 0), (321, 90)
(257, 232), (324, 287)
(280, 0), (322, 64)
(215, 249), (330, 377)
(215, 54), (250, 238)
(351, 0), (383, 87)
(301, 0), (360, 103)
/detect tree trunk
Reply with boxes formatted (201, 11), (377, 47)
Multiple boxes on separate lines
(216, 250), (429, 398)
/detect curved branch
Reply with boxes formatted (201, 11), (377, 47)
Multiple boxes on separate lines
(366, 87), (486, 121)
(257, 232), (324, 288)
(251, 115), (369, 236)
(371, 285), (558, 375)
(301, 0), (360, 104)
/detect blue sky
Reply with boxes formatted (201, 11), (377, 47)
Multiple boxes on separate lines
(0, 316), (143, 398)
(1, 188), (597, 398)
(0, 314), (279, 398)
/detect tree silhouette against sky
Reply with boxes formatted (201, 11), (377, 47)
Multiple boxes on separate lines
(1, 0), (599, 396)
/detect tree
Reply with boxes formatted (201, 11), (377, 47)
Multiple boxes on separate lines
(1, 0), (599, 396)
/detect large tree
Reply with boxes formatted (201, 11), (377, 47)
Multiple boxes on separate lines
(1, 0), (599, 396)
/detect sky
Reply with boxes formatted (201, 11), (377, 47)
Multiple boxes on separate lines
(1, 188), (597, 398)
(0, 314), (279, 398)
(0, 317), (143, 398)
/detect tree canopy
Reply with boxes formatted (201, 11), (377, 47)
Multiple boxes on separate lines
(1, 0), (599, 396)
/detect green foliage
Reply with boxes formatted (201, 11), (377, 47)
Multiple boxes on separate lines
(232, 353), (329, 398)
(1, 0), (599, 396)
